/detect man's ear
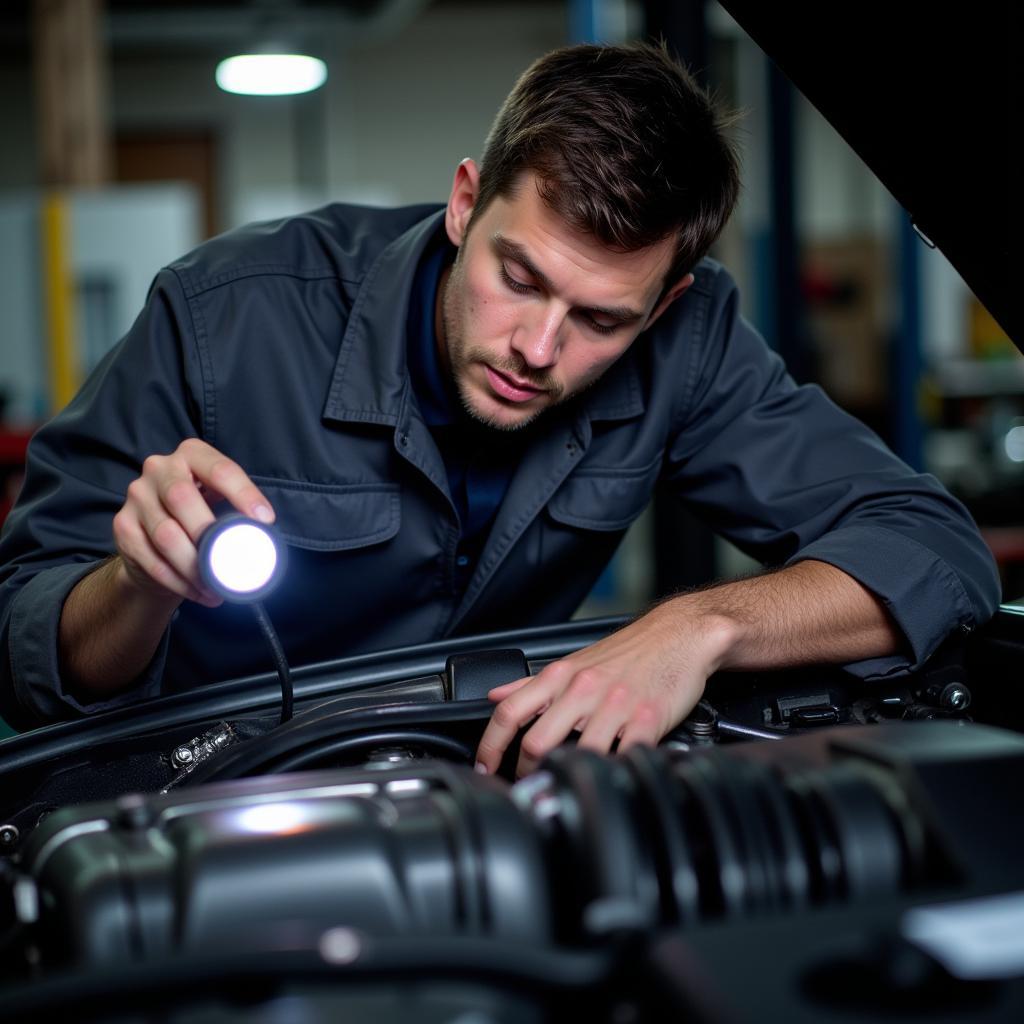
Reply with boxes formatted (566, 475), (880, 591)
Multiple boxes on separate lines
(644, 272), (695, 332)
(445, 158), (481, 248)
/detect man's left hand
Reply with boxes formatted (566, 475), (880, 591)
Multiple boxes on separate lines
(474, 597), (737, 778)
(474, 561), (905, 778)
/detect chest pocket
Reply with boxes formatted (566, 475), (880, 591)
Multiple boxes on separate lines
(252, 478), (400, 551)
(545, 456), (661, 532)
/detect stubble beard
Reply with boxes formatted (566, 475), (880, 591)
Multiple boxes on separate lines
(440, 256), (567, 434)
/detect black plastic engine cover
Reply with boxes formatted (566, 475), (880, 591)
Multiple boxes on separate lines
(11, 721), (1024, 1023)
(21, 761), (553, 968)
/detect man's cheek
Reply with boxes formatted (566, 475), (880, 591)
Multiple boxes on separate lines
(485, 301), (524, 339)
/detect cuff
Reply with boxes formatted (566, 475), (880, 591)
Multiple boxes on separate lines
(786, 524), (976, 681)
(8, 561), (170, 723)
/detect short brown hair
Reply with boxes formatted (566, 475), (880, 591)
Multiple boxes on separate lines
(474, 42), (741, 285)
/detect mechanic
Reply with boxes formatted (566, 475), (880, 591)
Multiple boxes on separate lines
(0, 43), (1000, 771)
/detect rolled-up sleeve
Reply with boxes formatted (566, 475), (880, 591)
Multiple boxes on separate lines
(662, 265), (1001, 678)
(0, 269), (203, 728)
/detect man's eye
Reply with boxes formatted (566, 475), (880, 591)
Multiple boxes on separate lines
(501, 264), (535, 295)
(581, 314), (621, 336)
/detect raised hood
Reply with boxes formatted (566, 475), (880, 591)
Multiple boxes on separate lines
(718, 1), (1019, 348)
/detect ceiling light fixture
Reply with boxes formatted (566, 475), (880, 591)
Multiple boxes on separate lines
(215, 52), (327, 96)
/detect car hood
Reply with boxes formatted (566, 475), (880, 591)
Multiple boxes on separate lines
(719, 0), (1018, 347)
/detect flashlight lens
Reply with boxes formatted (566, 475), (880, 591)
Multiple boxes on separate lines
(208, 523), (279, 593)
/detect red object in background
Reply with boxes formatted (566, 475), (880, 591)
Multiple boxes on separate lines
(0, 430), (33, 529)
(980, 527), (1024, 565)
(801, 265), (859, 307)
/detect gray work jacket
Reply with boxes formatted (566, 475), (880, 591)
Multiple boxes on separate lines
(0, 203), (1001, 727)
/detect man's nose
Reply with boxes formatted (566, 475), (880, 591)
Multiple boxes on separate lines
(511, 307), (564, 369)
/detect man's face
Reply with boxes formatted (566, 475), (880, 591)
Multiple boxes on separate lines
(437, 162), (691, 431)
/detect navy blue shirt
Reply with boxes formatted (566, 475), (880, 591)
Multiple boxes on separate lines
(406, 236), (529, 587)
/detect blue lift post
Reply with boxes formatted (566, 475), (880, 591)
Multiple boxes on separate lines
(570, 0), (618, 607)
(569, 0), (604, 44)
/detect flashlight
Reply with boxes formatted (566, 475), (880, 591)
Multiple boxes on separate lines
(197, 514), (286, 602)
(197, 514), (293, 723)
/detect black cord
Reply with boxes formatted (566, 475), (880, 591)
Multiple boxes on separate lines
(251, 601), (293, 725)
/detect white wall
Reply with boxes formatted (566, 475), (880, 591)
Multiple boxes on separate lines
(339, 5), (567, 207)
(71, 182), (201, 348)
(108, 3), (568, 229)
(0, 185), (200, 422)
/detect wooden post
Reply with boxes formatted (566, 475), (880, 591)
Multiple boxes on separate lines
(32, 0), (111, 188)
(32, 0), (110, 409)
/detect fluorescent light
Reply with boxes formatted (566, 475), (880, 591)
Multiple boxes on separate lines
(216, 54), (327, 96)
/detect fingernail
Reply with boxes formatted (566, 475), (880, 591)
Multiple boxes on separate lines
(474, 761), (488, 775)
(252, 504), (273, 523)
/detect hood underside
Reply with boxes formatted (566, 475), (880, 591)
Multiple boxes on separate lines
(719, 0), (1019, 347)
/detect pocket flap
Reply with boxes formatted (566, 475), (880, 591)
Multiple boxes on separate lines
(546, 461), (659, 532)
(253, 478), (400, 551)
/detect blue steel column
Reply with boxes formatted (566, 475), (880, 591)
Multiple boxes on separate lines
(569, 0), (603, 42)
(570, 0), (615, 605)
(641, 0), (718, 596)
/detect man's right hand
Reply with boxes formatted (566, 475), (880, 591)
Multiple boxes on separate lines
(112, 438), (276, 608)
(59, 439), (276, 699)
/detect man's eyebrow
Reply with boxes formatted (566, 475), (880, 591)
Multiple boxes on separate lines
(491, 234), (645, 323)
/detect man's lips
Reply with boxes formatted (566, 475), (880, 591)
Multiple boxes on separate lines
(484, 365), (546, 403)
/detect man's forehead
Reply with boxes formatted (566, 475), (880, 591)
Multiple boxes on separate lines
(489, 233), (647, 323)
(481, 180), (675, 306)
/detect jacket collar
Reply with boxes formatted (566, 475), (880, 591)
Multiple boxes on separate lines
(321, 208), (646, 430)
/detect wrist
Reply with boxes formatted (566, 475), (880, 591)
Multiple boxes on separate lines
(60, 555), (180, 699)
(110, 555), (183, 615)
(650, 593), (744, 675)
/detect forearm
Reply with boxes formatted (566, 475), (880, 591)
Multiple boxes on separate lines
(59, 556), (181, 699)
(477, 559), (906, 776)
(673, 558), (906, 673)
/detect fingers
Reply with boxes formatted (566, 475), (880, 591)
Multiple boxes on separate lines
(174, 438), (274, 526)
(574, 682), (634, 753)
(115, 438), (273, 604)
(138, 453), (214, 547)
(476, 664), (629, 778)
(615, 702), (662, 754)
(476, 657), (700, 778)
(475, 670), (559, 775)
(487, 677), (531, 702)
(112, 507), (220, 607)
(514, 667), (606, 776)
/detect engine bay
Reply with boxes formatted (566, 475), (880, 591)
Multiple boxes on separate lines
(2, 612), (1024, 1021)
